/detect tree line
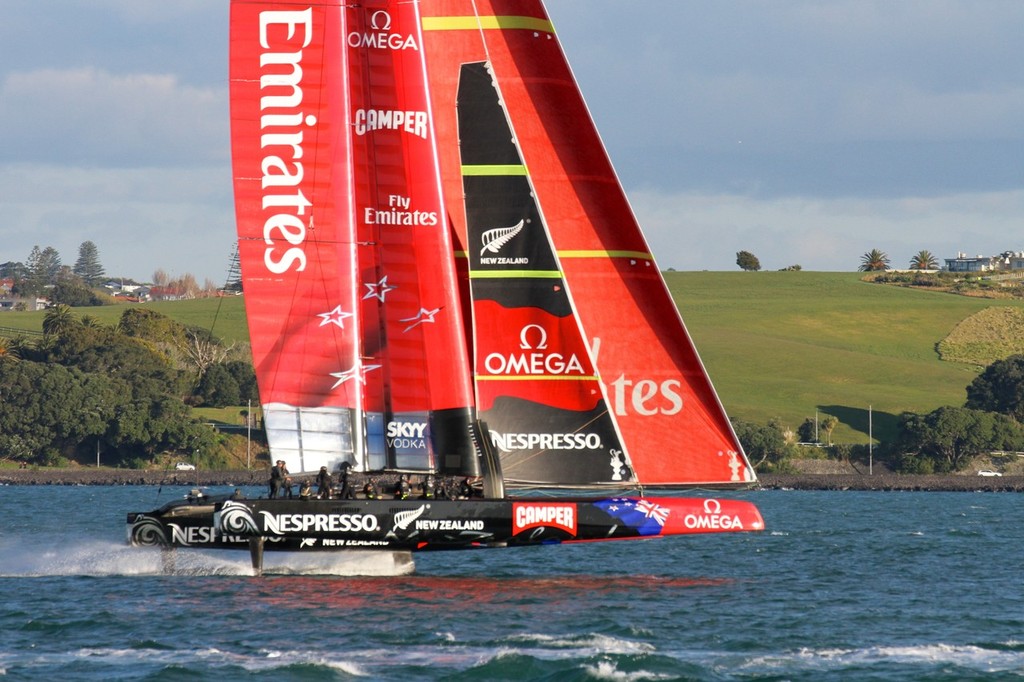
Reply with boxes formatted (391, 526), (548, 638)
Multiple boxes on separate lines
(734, 355), (1024, 474)
(0, 306), (257, 468)
(733, 248), (943, 272)
(1, 241), (232, 306)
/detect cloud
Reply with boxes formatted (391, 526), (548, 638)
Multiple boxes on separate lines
(548, 0), (1024, 200)
(0, 67), (226, 166)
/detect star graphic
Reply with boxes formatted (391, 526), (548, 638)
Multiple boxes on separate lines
(329, 361), (382, 389)
(316, 305), (353, 328)
(399, 307), (440, 332)
(363, 276), (397, 302)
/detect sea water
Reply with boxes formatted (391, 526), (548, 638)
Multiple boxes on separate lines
(0, 485), (1021, 680)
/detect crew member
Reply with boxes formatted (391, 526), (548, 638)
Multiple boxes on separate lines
(269, 460), (285, 499)
(315, 466), (333, 499)
(394, 474), (411, 500)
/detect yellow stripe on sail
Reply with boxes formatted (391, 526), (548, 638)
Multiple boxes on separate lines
(461, 164), (528, 176)
(457, 253), (652, 265)
(469, 270), (563, 279)
(422, 16), (555, 34)
(558, 250), (654, 260)
(475, 374), (599, 382)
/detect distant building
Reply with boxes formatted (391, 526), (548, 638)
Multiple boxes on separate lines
(0, 296), (47, 312)
(944, 251), (1024, 273)
(945, 253), (997, 272)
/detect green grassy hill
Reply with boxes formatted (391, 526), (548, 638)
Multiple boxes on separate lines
(0, 297), (251, 345)
(666, 271), (1024, 442)
(5, 273), (1022, 444)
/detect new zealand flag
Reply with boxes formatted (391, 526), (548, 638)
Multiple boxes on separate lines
(593, 497), (670, 537)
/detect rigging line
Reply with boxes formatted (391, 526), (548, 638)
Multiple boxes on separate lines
(468, 0), (492, 65)
(206, 242), (239, 343)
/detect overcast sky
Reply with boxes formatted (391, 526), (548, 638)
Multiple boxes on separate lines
(1, 1), (1021, 283)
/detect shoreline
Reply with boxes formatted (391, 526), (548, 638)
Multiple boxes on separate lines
(1, 469), (1023, 492)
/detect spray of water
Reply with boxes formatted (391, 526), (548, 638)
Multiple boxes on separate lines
(0, 536), (414, 577)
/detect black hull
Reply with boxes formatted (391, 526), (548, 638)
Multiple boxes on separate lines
(128, 494), (764, 553)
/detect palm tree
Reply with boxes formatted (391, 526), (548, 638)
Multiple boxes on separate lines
(0, 337), (12, 362)
(820, 415), (839, 446)
(909, 250), (938, 270)
(859, 249), (890, 272)
(42, 303), (75, 336)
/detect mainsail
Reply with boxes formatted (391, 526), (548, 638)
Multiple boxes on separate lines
(230, 0), (754, 488)
(421, 0), (755, 487)
(230, 1), (479, 477)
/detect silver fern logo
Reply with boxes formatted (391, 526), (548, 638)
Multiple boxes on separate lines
(392, 505), (428, 531)
(130, 516), (168, 547)
(480, 219), (525, 256)
(218, 501), (259, 535)
(386, 504), (428, 540)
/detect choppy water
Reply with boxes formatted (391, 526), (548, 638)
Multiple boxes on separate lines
(1, 485), (1022, 680)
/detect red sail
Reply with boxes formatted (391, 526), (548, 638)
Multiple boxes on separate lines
(230, 1), (478, 475)
(421, 1), (755, 487)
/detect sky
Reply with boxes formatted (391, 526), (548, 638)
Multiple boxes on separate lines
(1, 1), (1021, 283)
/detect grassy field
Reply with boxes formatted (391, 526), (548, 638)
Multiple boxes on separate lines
(666, 271), (1024, 442)
(0, 296), (251, 345)
(5, 272), (1023, 444)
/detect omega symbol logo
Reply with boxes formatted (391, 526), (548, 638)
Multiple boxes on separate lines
(370, 10), (392, 31)
(519, 324), (548, 350)
(703, 499), (722, 515)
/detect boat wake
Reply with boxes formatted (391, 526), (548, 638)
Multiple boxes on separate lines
(0, 537), (414, 577)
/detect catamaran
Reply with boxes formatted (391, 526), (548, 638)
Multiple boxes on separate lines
(127, 0), (763, 574)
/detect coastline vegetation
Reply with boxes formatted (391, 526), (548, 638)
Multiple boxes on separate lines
(5, 271), (1024, 474)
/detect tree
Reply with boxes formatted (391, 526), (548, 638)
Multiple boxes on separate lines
(27, 246), (63, 286)
(895, 406), (1024, 472)
(0, 261), (28, 280)
(223, 248), (242, 293)
(820, 415), (838, 446)
(797, 418), (818, 443)
(180, 328), (232, 379)
(731, 418), (787, 470)
(73, 241), (106, 286)
(0, 337), (15, 362)
(909, 250), (938, 270)
(42, 304), (76, 337)
(195, 363), (241, 407)
(117, 308), (186, 346)
(225, 359), (259, 402)
(50, 281), (109, 307)
(965, 354), (1024, 422)
(736, 251), (761, 271)
(859, 249), (890, 272)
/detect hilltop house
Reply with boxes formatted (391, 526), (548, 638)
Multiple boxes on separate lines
(945, 251), (1024, 273)
(0, 278), (47, 312)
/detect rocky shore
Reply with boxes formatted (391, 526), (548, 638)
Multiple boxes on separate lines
(1, 468), (1023, 492)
